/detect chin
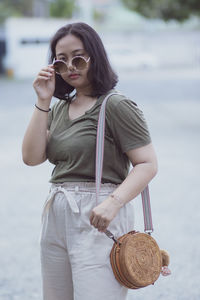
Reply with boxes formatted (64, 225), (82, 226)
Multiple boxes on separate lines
(74, 81), (90, 90)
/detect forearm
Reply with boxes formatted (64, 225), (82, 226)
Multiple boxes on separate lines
(90, 161), (157, 232)
(22, 99), (50, 165)
(111, 161), (158, 206)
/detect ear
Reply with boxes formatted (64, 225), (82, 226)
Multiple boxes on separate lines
(53, 73), (74, 100)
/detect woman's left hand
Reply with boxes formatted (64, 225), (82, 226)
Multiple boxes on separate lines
(90, 196), (123, 232)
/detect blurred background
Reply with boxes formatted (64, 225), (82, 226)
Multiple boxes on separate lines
(0, 0), (200, 299)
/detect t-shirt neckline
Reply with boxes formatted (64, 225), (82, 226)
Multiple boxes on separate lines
(65, 94), (105, 122)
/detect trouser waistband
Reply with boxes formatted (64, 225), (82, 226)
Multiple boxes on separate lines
(42, 182), (118, 220)
(51, 182), (118, 192)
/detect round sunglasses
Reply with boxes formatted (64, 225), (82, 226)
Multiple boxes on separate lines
(53, 56), (90, 74)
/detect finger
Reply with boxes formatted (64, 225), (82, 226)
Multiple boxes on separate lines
(90, 214), (98, 227)
(92, 216), (99, 228)
(95, 218), (108, 230)
(39, 71), (53, 78)
(48, 67), (55, 73)
(41, 66), (55, 74)
(97, 222), (108, 232)
(89, 212), (94, 225)
(90, 213), (100, 228)
(98, 227), (107, 233)
(98, 219), (106, 227)
(36, 75), (51, 81)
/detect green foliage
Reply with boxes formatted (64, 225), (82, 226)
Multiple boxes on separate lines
(92, 8), (105, 23)
(50, 0), (76, 18)
(0, 3), (14, 24)
(0, 0), (77, 23)
(122, 0), (200, 21)
(0, 0), (34, 23)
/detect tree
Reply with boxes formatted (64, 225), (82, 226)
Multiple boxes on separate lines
(0, 0), (34, 23)
(0, 0), (77, 24)
(122, 0), (200, 22)
(50, 0), (76, 18)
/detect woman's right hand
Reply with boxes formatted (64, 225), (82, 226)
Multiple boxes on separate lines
(33, 65), (55, 103)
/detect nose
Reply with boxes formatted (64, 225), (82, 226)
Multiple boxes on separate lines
(68, 60), (75, 71)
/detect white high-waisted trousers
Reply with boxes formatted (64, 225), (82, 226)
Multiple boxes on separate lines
(40, 182), (134, 300)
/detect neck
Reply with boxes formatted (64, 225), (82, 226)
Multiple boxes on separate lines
(72, 90), (96, 106)
(76, 84), (93, 98)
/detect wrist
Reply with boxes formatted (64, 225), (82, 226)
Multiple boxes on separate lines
(35, 104), (51, 113)
(109, 194), (124, 208)
(36, 98), (51, 111)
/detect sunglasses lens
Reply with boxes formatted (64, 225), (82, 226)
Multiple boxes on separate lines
(72, 57), (87, 70)
(53, 61), (67, 74)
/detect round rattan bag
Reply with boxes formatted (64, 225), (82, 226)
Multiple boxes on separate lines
(110, 230), (162, 289)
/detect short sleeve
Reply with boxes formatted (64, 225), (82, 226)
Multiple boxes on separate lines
(47, 109), (53, 130)
(106, 97), (151, 153)
(47, 100), (62, 130)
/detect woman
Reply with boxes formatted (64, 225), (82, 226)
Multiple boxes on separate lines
(22, 22), (157, 300)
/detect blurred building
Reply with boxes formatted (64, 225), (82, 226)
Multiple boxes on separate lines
(4, 17), (75, 78)
(2, 0), (200, 79)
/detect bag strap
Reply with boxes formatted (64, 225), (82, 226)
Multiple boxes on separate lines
(95, 92), (154, 236)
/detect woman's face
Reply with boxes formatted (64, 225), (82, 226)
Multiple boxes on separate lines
(55, 34), (91, 92)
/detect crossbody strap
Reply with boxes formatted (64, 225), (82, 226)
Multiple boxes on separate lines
(95, 92), (153, 235)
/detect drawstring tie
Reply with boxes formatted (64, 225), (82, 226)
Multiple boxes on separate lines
(41, 186), (80, 236)
(42, 186), (80, 221)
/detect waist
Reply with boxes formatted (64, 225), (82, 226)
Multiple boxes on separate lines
(42, 181), (119, 220)
(51, 181), (118, 193)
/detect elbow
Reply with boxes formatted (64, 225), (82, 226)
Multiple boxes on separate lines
(22, 155), (37, 166)
(150, 160), (158, 179)
(22, 152), (46, 166)
(23, 158), (37, 166)
(22, 152), (29, 165)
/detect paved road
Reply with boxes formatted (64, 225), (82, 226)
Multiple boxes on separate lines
(0, 69), (200, 299)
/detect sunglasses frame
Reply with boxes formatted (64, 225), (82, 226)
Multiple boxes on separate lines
(53, 56), (90, 74)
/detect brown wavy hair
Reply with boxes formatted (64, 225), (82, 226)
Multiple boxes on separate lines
(49, 22), (118, 100)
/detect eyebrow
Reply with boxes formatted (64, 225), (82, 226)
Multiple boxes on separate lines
(72, 49), (84, 54)
(57, 49), (85, 56)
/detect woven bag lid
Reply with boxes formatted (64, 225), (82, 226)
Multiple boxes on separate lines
(119, 232), (162, 287)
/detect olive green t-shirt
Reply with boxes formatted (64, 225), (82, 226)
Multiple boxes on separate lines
(46, 90), (151, 184)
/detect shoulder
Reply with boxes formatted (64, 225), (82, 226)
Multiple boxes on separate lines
(105, 91), (149, 132)
(48, 99), (67, 129)
(107, 92), (130, 106)
(105, 91), (140, 117)
(50, 99), (67, 116)
(103, 91), (151, 152)
(51, 99), (67, 111)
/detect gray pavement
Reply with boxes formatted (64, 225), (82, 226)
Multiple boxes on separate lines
(0, 69), (200, 299)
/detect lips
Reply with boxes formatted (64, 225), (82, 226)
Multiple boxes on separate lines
(69, 73), (80, 79)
